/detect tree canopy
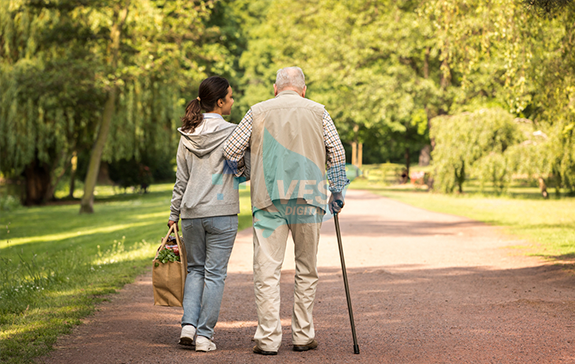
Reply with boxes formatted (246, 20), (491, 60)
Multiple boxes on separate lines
(2, 0), (575, 205)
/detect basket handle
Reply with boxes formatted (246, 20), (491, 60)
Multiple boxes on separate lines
(154, 224), (179, 260)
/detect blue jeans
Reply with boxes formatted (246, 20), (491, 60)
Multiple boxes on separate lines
(180, 215), (238, 338)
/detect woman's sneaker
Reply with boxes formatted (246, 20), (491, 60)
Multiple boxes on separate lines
(195, 336), (217, 352)
(178, 325), (196, 346)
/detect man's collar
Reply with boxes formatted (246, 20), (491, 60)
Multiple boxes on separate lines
(275, 90), (302, 98)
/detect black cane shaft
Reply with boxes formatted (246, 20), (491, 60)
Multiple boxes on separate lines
(334, 213), (360, 354)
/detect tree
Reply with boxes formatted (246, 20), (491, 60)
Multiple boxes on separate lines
(421, 0), (575, 195)
(80, 0), (218, 213)
(203, 0), (268, 122)
(0, 0), (229, 208)
(0, 0), (104, 205)
(506, 126), (553, 198)
(527, 3), (575, 195)
(239, 0), (443, 170)
(524, 0), (574, 15)
(431, 108), (523, 193)
(79, 0), (131, 213)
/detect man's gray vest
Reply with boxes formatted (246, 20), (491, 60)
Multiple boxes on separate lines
(249, 90), (328, 211)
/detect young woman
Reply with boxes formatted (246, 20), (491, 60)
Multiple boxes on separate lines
(168, 76), (240, 352)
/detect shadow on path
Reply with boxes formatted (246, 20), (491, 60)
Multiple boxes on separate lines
(38, 190), (575, 363)
(41, 263), (575, 364)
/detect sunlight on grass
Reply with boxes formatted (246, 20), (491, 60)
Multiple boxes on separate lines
(0, 182), (253, 363)
(132, 211), (170, 220)
(92, 238), (156, 266)
(349, 178), (575, 261)
(1, 221), (156, 248)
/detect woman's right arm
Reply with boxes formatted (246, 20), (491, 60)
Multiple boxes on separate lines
(169, 139), (190, 227)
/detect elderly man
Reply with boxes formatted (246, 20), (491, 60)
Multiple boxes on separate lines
(223, 67), (349, 355)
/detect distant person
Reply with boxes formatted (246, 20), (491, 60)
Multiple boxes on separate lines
(400, 168), (408, 184)
(224, 67), (349, 355)
(168, 76), (243, 352)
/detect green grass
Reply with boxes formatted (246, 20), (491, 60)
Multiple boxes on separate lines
(349, 178), (575, 262)
(4, 164), (573, 362)
(0, 183), (252, 363)
(354, 162), (571, 198)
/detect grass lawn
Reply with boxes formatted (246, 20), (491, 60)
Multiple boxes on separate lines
(3, 165), (574, 363)
(349, 178), (575, 262)
(0, 182), (252, 364)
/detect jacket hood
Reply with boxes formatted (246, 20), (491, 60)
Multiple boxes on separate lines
(178, 123), (236, 157)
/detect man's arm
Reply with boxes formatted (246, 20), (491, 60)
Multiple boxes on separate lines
(224, 109), (253, 177)
(323, 110), (350, 213)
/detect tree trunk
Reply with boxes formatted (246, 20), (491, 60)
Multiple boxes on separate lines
(351, 141), (357, 166)
(419, 144), (431, 166)
(68, 151), (77, 198)
(538, 176), (549, 199)
(351, 123), (359, 167)
(358, 143), (363, 168)
(455, 161), (465, 193)
(404, 147), (410, 183)
(440, 58), (451, 90)
(424, 47), (430, 79)
(44, 151), (71, 201)
(422, 47), (435, 163)
(554, 170), (561, 197)
(79, 2), (130, 214)
(80, 88), (118, 213)
(23, 158), (51, 206)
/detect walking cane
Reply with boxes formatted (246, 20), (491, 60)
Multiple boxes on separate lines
(334, 200), (360, 354)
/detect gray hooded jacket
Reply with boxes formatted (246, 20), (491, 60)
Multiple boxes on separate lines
(169, 114), (240, 221)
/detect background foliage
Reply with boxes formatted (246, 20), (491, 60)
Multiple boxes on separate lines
(2, 0), (575, 203)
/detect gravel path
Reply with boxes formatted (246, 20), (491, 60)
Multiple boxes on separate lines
(40, 190), (575, 363)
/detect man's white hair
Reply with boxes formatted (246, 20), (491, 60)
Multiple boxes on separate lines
(275, 67), (306, 92)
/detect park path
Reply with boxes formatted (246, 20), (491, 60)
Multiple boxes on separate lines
(40, 190), (575, 363)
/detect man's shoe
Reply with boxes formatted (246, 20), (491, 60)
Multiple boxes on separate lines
(293, 339), (318, 352)
(195, 336), (217, 352)
(253, 345), (278, 355)
(178, 325), (196, 346)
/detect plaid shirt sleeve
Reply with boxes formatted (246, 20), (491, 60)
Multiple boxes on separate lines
(223, 109), (253, 177)
(323, 110), (350, 192)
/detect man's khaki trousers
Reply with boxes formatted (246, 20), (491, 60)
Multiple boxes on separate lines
(252, 200), (324, 351)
